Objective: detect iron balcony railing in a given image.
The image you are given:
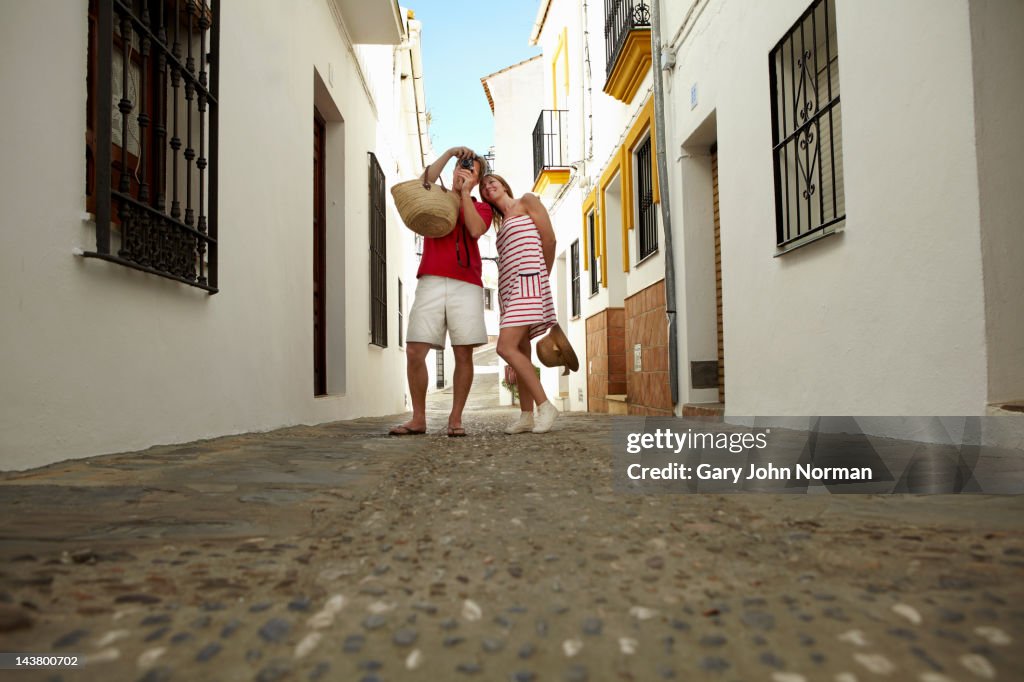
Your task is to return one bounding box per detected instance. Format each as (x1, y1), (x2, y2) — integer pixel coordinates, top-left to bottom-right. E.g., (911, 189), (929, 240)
(604, 0), (650, 79)
(532, 109), (569, 182)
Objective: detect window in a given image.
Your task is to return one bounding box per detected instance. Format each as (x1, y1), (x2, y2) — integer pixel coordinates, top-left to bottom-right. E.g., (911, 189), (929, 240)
(483, 287), (494, 310)
(85, 0), (219, 291)
(588, 210), (599, 295)
(770, 0), (845, 251)
(369, 152), (387, 347)
(435, 350), (445, 389)
(635, 135), (657, 260)
(570, 240), (581, 317)
(398, 278), (404, 347)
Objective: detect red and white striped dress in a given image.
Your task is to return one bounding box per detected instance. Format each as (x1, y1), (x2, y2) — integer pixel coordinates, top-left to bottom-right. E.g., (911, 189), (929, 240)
(496, 214), (556, 339)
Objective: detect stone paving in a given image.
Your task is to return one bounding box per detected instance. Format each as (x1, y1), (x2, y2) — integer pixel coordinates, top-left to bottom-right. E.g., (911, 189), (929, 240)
(1, 354), (1023, 681)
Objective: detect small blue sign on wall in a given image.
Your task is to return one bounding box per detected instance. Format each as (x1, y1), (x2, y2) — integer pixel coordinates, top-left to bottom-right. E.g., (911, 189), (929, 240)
(690, 83), (698, 110)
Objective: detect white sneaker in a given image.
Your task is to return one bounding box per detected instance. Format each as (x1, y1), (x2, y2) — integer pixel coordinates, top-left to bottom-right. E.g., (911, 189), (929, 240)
(504, 412), (535, 434)
(532, 401), (559, 433)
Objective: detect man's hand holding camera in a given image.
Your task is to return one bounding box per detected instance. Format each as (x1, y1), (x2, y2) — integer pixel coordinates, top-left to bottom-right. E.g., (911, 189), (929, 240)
(455, 166), (478, 197)
(448, 146), (475, 163)
(448, 146), (479, 195)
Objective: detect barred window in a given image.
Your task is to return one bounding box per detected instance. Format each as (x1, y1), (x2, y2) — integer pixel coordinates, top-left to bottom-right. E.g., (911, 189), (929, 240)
(368, 152), (387, 347)
(435, 350), (445, 389)
(85, 0), (219, 291)
(635, 135), (657, 260)
(570, 240), (581, 317)
(770, 0), (845, 251)
(483, 287), (494, 311)
(587, 210), (599, 295)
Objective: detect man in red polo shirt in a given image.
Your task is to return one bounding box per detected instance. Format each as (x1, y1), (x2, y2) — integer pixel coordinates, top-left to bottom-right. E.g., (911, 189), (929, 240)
(390, 146), (493, 437)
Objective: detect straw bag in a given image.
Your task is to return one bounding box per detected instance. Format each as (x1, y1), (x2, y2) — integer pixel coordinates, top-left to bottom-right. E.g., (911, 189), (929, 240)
(390, 168), (460, 238)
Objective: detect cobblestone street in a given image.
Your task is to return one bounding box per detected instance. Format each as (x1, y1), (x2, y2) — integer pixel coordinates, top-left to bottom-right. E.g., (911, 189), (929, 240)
(1, 352), (1022, 681)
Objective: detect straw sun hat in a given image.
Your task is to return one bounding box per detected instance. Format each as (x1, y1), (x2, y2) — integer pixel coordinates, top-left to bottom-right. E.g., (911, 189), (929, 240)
(536, 324), (579, 375)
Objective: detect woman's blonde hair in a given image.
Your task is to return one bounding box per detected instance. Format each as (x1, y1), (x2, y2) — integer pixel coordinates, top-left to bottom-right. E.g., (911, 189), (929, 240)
(481, 174), (515, 228)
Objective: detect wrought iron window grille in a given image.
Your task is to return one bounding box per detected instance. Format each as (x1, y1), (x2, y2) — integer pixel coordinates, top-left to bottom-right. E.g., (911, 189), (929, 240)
(587, 211), (600, 296)
(570, 240), (581, 318)
(769, 0), (845, 252)
(369, 152), (388, 348)
(85, 0), (220, 292)
(604, 0), (650, 79)
(635, 135), (658, 261)
(532, 110), (569, 182)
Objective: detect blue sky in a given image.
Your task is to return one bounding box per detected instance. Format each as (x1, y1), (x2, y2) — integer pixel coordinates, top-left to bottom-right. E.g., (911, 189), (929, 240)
(407, 0), (541, 162)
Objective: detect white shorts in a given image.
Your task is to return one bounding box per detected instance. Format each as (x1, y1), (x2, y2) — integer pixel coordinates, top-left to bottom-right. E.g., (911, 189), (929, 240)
(407, 275), (488, 349)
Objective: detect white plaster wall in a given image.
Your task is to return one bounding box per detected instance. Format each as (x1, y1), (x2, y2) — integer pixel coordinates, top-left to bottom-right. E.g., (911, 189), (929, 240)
(485, 58), (544, 197)
(660, 0), (990, 416)
(0, 0), (419, 469)
(543, 184), (589, 411)
(969, 0), (1024, 404)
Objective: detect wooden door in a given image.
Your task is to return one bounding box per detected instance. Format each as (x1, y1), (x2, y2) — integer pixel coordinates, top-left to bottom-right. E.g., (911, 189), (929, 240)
(313, 110), (327, 395)
(711, 143), (724, 404)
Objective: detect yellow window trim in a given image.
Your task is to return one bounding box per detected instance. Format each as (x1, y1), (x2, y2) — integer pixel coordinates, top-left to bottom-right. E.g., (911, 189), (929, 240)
(586, 97), (663, 280)
(625, 96), (660, 209)
(581, 188), (597, 271)
(551, 27), (569, 108)
(598, 153), (623, 287)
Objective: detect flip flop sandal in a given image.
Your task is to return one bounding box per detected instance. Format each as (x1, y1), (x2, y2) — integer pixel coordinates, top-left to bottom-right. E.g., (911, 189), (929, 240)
(389, 425), (427, 436)
(447, 426), (467, 438)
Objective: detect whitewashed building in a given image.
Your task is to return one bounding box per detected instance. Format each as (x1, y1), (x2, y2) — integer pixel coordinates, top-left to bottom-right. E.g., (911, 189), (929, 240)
(489, 0), (1022, 424)
(0, 0), (433, 470)
(659, 0), (1024, 417)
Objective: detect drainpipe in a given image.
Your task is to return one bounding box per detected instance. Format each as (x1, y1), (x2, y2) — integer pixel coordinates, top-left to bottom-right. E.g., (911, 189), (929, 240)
(650, 0), (680, 407)
(408, 17), (429, 168)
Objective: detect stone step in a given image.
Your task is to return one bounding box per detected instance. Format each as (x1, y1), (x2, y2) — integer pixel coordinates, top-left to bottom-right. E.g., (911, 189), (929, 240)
(682, 402), (725, 417)
(606, 394), (628, 415)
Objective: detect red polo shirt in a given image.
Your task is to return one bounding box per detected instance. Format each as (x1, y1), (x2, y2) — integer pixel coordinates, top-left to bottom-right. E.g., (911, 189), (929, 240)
(417, 198), (493, 287)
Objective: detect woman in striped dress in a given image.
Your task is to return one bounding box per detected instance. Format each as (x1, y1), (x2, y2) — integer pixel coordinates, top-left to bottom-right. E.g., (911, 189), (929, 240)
(481, 174), (560, 434)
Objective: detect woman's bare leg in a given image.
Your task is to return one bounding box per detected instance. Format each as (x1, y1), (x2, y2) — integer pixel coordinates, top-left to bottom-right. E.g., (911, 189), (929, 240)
(517, 335), (535, 413)
(497, 326), (549, 409)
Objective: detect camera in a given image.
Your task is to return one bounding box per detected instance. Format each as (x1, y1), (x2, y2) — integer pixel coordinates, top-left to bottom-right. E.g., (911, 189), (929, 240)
(459, 157), (475, 169)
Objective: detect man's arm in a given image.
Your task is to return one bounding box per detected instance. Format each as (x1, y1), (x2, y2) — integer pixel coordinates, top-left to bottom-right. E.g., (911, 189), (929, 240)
(523, 194), (556, 273)
(458, 174), (490, 238)
(424, 146), (474, 184)
(461, 194), (490, 238)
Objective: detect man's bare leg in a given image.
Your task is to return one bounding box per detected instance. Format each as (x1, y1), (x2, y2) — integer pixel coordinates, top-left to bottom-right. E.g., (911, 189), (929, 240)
(448, 345), (476, 433)
(393, 342), (431, 433)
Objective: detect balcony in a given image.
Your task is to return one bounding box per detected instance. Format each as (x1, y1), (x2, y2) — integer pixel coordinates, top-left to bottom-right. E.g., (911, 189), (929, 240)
(532, 110), (570, 195)
(332, 0), (403, 44)
(603, 0), (652, 104)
